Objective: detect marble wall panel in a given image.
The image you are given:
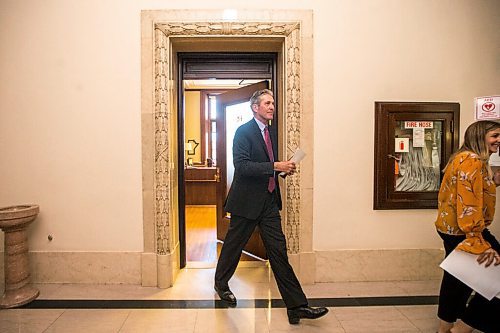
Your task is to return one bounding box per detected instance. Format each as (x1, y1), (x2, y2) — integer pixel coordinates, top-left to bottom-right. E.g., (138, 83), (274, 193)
(29, 252), (141, 284)
(316, 249), (444, 282)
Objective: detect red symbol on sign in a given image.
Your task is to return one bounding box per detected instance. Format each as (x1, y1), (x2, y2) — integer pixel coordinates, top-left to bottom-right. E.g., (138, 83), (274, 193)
(482, 102), (495, 112)
(400, 141), (404, 150)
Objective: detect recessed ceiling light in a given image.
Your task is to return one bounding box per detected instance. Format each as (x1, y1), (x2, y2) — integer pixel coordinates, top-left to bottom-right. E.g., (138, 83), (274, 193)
(223, 9), (238, 21)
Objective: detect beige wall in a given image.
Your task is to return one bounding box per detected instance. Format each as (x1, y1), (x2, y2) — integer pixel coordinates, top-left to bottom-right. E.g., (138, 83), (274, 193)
(1, 0), (499, 257)
(312, 0), (500, 250)
(184, 91), (202, 164)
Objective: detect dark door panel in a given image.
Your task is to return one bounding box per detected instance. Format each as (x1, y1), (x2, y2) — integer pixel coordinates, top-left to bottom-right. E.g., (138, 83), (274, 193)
(216, 81), (269, 260)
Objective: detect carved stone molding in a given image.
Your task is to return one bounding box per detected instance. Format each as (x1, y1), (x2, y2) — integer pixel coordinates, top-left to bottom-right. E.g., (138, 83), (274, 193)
(156, 22), (299, 37)
(284, 27), (301, 254)
(154, 29), (170, 255)
(153, 21), (303, 255)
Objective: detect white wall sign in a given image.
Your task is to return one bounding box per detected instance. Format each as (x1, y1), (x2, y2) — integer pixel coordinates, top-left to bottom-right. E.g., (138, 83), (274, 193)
(395, 138), (409, 153)
(475, 96), (500, 120)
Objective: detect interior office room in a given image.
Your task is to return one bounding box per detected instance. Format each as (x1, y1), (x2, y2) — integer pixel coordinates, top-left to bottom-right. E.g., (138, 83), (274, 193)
(0, 0), (499, 332)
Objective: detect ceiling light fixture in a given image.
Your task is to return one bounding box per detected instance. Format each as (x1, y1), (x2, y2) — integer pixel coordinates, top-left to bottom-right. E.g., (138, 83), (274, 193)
(222, 9), (238, 21)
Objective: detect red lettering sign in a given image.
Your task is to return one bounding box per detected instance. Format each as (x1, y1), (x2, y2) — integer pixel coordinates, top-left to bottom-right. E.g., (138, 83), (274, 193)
(405, 121), (433, 129)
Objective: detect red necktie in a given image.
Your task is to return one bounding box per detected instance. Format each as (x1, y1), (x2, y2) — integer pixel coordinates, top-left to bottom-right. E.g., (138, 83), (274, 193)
(264, 126), (276, 193)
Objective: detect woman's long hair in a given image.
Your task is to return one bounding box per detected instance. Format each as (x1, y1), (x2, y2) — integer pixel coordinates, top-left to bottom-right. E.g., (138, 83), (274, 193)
(446, 120), (500, 173)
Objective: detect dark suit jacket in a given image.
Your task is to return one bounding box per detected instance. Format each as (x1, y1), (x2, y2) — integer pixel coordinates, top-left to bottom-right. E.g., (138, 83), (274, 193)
(224, 118), (282, 220)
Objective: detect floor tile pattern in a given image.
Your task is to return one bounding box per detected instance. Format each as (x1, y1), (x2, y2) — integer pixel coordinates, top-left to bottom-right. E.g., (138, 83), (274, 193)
(0, 266), (479, 332)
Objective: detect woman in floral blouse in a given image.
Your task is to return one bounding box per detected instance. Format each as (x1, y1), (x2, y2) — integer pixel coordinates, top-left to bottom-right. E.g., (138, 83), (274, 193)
(435, 120), (500, 333)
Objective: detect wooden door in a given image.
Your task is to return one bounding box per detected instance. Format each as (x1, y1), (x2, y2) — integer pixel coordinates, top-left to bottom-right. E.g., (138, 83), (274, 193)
(215, 81), (269, 259)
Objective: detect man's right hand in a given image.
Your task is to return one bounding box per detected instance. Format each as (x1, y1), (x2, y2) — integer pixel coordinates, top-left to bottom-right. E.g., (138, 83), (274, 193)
(274, 161), (296, 175)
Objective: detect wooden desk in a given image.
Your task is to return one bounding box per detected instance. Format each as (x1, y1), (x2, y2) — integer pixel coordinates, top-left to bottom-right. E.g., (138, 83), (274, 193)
(185, 167), (218, 205)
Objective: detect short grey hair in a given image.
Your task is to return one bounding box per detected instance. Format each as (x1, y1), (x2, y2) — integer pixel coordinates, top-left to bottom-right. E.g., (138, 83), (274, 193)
(250, 89), (273, 108)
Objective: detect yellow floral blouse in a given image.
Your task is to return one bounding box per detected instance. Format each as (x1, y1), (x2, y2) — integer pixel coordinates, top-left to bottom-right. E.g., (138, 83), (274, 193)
(435, 151), (495, 254)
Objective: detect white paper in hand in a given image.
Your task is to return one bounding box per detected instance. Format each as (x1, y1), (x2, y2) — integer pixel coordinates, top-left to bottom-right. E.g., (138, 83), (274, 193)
(279, 148), (306, 177)
(440, 249), (500, 300)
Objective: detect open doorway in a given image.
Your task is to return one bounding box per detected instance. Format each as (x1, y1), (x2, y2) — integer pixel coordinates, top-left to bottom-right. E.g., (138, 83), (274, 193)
(178, 53), (278, 268)
(141, 15), (313, 287)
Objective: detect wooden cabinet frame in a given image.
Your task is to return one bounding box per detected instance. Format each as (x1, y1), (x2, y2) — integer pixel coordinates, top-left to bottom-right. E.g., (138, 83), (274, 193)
(374, 102), (460, 210)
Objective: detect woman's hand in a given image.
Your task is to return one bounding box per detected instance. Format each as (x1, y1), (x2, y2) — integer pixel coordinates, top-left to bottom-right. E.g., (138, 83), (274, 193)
(477, 248), (500, 267)
(493, 169), (500, 186)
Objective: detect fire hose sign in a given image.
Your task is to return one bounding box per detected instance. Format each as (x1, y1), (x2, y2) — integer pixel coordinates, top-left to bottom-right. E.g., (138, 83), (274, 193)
(475, 96), (500, 120)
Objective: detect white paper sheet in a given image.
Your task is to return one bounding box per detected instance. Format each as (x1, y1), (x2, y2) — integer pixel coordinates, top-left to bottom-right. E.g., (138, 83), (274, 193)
(412, 128), (425, 147)
(279, 148), (306, 177)
(440, 249), (500, 300)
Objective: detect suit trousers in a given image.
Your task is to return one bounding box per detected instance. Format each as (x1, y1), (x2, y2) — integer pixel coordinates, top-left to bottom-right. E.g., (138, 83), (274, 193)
(437, 229), (500, 324)
(215, 192), (307, 309)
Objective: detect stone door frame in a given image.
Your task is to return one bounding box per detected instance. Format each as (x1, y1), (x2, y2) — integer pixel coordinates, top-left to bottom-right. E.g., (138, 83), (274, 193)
(141, 9), (314, 287)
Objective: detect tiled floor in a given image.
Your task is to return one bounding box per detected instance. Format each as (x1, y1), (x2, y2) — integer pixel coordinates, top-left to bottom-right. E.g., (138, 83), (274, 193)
(0, 264), (461, 333)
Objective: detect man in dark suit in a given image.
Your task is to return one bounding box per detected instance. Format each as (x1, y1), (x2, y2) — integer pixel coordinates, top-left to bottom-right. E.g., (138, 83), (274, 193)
(214, 89), (328, 324)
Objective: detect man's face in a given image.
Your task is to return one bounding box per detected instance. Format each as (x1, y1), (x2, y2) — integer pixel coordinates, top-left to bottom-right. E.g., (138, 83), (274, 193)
(252, 93), (275, 124)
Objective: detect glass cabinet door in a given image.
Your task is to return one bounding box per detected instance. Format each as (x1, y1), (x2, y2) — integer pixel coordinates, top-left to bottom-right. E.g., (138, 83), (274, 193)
(393, 120), (442, 192)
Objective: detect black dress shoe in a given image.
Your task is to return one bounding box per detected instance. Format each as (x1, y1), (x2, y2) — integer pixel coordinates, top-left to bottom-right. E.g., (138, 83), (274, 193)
(214, 285), (237, 305)
(287, 306), (329, 324)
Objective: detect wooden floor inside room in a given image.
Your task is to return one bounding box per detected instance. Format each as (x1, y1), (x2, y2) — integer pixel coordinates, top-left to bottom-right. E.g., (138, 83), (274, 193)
(186, 205), (218, 263)
(185, 205), (260, 264)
